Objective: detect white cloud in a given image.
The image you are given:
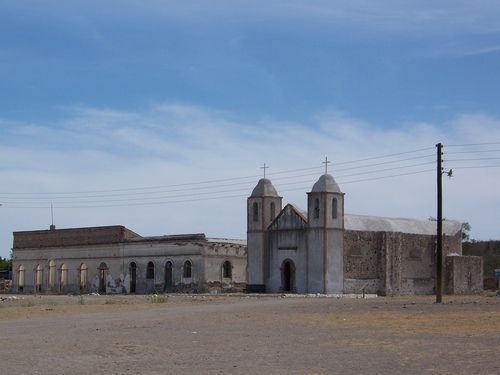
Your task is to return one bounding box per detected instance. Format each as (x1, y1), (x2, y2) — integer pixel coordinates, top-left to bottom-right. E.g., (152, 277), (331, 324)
(1, 103), (499, 258)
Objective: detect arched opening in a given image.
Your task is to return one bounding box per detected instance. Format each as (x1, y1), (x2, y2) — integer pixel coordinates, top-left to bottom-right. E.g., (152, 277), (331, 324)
(314, 198), (320, 219)
(60, 264), (68, 293)
(48, 260), (56, 291)
(98, 262), (108, 294)
(129, 262), (137, 293)
(252, 202), (259, 222)
(183, 260), (192, 279)
(281, 259), (295, 293)
(79, 263), (88, 292)
(270, 202), (276, 221)
(332, 198), (338, 219)
(17, 265), (25, 292)
(164, 261), (173, 291)
(222, 261), (232, 279)
(35, 264), (43, 293)
(146, 261), (155, 280)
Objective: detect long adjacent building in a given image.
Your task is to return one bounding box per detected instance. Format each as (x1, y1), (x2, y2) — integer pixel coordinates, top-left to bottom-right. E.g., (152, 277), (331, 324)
(12, 226), (246, 294)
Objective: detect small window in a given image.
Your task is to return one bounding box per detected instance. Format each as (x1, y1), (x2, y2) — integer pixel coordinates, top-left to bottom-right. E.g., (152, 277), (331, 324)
(270, 202), (275, 221)
(314, 198), (320, 219)
(183, 260), (192, 278)
(146, 261), (155, 279)
(332, 198), (338, 219)
(253, 202), (259, 222)
(222, 261), (232, 278)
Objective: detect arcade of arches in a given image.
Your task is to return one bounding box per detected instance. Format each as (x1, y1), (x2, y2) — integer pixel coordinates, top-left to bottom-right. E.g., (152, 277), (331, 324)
(12, 228), (246, 294)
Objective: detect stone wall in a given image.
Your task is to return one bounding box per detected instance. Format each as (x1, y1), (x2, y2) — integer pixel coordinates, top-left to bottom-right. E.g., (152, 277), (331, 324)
(445, 255), (483, 294)
(343, 230), (463, 296)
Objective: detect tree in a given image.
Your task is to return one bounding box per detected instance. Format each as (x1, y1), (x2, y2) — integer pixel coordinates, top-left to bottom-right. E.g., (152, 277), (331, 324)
(461, 222), (471, 242)
(0, 252), (12, 272)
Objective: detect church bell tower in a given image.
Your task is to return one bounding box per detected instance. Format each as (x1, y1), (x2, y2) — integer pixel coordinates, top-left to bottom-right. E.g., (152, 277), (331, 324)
(247, 177), (282, 292)
(307, 170), (345, 294)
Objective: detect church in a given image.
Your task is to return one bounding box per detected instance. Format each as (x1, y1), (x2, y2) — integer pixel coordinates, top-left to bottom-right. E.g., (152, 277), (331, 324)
(11, 172), (482, 296)
(246, 173), (483, 295)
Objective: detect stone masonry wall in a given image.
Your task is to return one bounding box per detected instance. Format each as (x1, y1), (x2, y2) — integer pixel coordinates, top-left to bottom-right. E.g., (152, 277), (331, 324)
(445, 255), (483, 294)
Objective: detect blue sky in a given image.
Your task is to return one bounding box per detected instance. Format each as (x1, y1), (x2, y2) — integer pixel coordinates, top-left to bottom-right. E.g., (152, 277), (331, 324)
(1, 1), (500, 258)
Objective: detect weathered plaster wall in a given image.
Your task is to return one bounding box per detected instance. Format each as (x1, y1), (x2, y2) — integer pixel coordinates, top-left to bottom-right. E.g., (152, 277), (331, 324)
(267, 229), (308, 293)
(203, 242), (247, 292)
(445, 255), (483, 294)
(12, 236), (247, 294)
(343, 230), (463, 296)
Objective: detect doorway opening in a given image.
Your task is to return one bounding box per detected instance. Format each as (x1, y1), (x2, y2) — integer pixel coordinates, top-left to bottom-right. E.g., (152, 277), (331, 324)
(129, 262), (137, 293)
(165, 261), (173, 291)
(281, 259), (295, 293)
(98, 262), (108, 294)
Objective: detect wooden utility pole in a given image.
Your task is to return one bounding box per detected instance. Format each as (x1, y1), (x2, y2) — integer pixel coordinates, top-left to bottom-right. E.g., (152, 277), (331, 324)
(436, 143), (443, 303)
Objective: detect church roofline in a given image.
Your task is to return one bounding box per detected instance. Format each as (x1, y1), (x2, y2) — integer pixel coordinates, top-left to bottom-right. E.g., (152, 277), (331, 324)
(125, 233), (207, 243)
(344, 213), (461, 236)
(267, 203), (308, 230)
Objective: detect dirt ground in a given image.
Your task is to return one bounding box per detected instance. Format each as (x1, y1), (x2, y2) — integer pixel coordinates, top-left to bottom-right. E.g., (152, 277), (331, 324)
(1, 293), (499, 375)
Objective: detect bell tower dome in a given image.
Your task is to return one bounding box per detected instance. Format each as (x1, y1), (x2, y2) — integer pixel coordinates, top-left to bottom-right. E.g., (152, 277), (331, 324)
(307, 172), (344, 293)
(247, 178), (282, 292)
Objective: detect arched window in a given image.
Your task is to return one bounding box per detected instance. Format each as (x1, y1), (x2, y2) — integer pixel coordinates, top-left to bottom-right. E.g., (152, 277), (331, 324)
(48, 260), (56, 291)
(18, 265), (25, 292)
(79, 263), (88, 292)
(146, 261), (155, 279)
(332, 198), (338, 219)
(222, 261), (232, 278)
(183, 260), (192, 278)
(60, 263), (68, 292)
(35, 264), (43, 292)
(314, 198), (320, 219)
(270, 202), (276, 221)
(252, 202), (259, 222)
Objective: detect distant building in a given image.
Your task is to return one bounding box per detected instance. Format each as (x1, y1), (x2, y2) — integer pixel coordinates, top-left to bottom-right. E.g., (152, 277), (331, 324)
(11, 226), (246, 294)
(247, 174), (483, 295)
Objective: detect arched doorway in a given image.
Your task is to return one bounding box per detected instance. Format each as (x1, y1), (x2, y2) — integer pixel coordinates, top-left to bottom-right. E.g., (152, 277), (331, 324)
(17, 265), (25, 292)
(129, 262), (137, 293)
(98, 262), (108, 294)
(164, 261), (173, 291)
(48, 260), (56, 292)
(79, 264), (88, 292)
(60, 264), (68, 293)
(281, 259), (295, 293)
(35, 264), (43, 293)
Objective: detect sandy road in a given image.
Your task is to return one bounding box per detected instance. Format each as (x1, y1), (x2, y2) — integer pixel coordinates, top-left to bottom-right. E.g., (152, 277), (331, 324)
(0, 294), (499, 374)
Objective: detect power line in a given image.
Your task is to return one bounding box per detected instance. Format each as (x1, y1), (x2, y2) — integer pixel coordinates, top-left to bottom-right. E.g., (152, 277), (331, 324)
(445, 164), (500, 169)
(0, 161), (436, 204)
(445, 142), (500, 147)
(444, 157), (500, 162)
(445, 149), (500, 155)
(0, 156), (434, 200)
(0, 146), (434, 196)
(0, 168), (435, 209)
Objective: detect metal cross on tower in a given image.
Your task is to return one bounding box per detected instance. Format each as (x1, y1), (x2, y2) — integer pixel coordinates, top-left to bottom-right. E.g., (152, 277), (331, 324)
(260, 163), (269, 178)
(322, 156), (331, 174)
